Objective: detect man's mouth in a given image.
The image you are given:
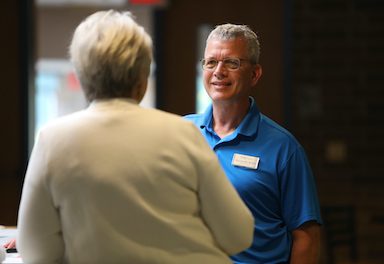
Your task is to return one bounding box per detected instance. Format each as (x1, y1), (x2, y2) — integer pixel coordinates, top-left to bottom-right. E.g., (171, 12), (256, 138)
(211, 81), (231, 88)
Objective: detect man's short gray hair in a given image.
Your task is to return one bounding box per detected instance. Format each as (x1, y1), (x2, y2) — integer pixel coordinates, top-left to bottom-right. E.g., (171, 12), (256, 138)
(207, 24), (260, 64)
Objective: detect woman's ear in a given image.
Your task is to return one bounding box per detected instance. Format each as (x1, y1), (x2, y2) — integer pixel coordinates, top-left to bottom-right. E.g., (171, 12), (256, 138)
(132, 78), (148, 103)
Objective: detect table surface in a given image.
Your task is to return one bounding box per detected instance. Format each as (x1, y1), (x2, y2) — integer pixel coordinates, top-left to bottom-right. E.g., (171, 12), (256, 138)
(0, 226), (22, 264)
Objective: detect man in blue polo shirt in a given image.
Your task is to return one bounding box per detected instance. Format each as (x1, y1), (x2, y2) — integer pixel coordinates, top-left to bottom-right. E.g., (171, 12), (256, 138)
(185, 23), (322, 263)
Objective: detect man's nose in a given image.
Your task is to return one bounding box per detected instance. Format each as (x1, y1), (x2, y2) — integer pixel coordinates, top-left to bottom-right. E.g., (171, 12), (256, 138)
(213, 61), (227, 77)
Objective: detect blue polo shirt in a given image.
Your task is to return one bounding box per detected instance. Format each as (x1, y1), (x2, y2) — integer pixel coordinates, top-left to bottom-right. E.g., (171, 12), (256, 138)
(184, 97), (322, 263)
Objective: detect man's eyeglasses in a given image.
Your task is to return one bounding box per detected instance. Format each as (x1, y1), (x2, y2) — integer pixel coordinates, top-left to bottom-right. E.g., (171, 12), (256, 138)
(201, 57), (250, 71)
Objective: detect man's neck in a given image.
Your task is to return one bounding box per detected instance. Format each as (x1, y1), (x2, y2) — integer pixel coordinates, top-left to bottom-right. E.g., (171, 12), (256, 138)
(212, 98), (250, 138)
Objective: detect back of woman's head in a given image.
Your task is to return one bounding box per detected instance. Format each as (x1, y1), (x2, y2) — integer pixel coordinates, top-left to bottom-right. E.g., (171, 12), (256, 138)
(69, 10), (152, 102)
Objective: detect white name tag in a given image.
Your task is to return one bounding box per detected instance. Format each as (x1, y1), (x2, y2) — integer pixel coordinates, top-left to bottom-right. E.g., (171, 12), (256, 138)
(232, 153), (260, 169)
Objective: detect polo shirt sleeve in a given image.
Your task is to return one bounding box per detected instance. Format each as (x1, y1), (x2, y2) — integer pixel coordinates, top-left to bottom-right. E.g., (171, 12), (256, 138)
(279, 145), (322, 231)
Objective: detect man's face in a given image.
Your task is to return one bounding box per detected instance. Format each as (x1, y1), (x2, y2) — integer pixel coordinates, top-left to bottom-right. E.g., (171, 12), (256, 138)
(203, 37), (262, 103)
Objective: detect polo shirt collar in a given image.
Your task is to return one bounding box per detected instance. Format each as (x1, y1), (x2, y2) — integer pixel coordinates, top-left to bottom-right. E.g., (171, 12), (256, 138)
(199, 96), (261, 138)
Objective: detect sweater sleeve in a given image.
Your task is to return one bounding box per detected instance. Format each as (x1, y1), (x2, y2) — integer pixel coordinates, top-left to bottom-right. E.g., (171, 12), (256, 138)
(189, 124), (254, 255)
(17, 130), (65, 264)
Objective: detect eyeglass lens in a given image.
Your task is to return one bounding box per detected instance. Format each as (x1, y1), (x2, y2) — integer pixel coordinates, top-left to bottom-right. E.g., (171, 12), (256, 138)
(202, 58), (241, 70)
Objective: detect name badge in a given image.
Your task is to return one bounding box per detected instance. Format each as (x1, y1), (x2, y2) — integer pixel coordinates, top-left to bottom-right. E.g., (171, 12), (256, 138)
(232, 153), (260, 169)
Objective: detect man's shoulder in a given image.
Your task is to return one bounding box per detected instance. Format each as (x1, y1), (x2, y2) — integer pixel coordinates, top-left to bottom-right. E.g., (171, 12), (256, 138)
(259, 114), (300, 146)
(183, 113), (204, 125)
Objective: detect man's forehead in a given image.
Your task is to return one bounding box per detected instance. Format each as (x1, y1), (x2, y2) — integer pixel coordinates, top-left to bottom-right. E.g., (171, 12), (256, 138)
(205, 38), (248, 55)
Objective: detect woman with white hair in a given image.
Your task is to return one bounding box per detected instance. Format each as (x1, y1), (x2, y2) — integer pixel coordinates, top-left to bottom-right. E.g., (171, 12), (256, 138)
(16, 10), (253, 264)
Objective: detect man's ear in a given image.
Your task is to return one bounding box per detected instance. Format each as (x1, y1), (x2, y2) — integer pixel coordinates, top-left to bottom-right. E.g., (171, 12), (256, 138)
(251, 64), (262, 87)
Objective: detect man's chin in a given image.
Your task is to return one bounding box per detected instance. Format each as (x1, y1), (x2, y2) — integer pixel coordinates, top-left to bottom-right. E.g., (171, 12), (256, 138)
(210, 93), (233, 102)
(208, 89), (232, 99)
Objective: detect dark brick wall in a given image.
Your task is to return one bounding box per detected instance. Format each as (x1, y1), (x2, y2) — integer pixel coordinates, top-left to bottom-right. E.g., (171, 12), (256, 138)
(0, 0), (33, 226)
(291, 0), (384, 262)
